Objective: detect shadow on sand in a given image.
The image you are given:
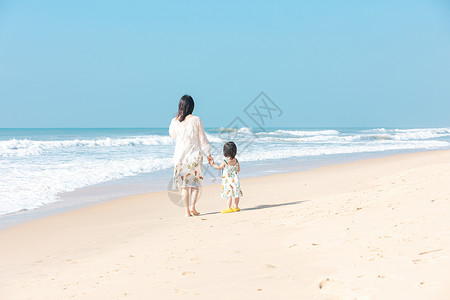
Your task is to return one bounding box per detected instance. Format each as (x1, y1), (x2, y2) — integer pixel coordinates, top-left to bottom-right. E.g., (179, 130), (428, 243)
(201, 200), (308, 216)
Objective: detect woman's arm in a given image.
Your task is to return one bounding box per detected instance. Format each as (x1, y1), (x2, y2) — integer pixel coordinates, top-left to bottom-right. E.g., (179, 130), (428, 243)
(197, 117), (214, 164)
(169, 118), (176, 139)
(197, 117), (211, 156)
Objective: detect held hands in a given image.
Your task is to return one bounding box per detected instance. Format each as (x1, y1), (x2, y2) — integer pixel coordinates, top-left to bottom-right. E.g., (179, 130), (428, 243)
(207, 155), (214, 166)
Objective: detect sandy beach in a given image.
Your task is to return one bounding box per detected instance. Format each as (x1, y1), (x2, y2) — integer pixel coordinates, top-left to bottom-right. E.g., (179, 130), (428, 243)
(1, 149), (450, 299)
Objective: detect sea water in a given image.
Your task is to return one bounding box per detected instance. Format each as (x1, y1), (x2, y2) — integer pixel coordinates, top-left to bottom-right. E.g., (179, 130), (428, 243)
(1, 127), (449, 220)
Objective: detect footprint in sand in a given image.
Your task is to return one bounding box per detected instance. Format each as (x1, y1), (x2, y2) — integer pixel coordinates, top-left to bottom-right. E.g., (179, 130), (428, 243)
(174, 289), (188, 295)
(318, 278), (330, 289)
(181, 271), (196, 275)
(265, 264), (277, 269)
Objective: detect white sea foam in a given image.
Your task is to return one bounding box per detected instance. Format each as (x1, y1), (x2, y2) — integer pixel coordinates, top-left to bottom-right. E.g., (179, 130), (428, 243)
(0, 135), (174, 157)
(0, 157), (173, 215)
(205, 134), (224, 143)
(239, 140), (450, 162)
(362, 128), (388, 133)
(262, 129), (340, 136)
(392, 128), (450, 140)
(218, 127), (253, 134)
(237, 127), (253, 134)
(256, 135), (358, 143)
(361, 128), (450, 140)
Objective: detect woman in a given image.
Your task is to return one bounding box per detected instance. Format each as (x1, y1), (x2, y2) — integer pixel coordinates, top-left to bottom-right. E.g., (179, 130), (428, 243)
(169, 95), (214, 217)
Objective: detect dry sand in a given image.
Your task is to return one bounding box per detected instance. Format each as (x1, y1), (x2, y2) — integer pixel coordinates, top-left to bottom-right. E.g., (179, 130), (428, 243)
(1, 150), (450, 299)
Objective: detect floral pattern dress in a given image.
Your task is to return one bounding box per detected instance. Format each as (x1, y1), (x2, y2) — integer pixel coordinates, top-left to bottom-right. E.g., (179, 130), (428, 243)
(221, 159), (243, 199)
(169, 115), (211, 189)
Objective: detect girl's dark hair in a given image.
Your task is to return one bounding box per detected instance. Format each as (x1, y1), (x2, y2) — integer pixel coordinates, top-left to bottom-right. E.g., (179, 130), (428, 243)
(177, 95), (195, 122)
(223, 141), (237, 159)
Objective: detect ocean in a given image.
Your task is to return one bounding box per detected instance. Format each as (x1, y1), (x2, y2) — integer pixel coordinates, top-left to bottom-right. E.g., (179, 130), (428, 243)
(1, 127), (450, 224)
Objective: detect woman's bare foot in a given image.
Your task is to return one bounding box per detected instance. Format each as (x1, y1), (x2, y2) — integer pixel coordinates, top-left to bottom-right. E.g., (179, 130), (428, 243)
(185, 213), (192, 217)
(190, 209), (200, 216)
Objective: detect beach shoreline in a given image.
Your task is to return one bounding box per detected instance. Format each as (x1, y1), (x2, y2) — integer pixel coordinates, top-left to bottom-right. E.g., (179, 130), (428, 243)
(2, 127), (449, 221)
(1, 149), (450, 299)
(1, 148), (444, 231)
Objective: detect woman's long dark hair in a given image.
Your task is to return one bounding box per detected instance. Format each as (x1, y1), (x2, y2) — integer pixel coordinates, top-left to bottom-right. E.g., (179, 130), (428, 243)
(177, 95), (195, 122)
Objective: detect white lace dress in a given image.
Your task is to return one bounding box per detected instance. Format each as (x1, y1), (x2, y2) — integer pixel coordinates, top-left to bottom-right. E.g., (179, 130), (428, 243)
(169, 115), (211, 189)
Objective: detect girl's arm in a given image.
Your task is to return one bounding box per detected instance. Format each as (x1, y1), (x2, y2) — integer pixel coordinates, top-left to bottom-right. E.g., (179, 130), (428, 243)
(212, 162), (226, 170)
(237, 161), (240, 173)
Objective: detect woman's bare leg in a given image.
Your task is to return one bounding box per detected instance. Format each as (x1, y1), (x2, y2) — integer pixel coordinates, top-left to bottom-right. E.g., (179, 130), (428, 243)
(190, 187), (200, 215)
(181, 188), (191, 217)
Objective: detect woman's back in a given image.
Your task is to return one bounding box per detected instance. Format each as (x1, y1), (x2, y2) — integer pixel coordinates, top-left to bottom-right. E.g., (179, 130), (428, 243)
(172, 116), (198, 143)
(169, 115), (210, 165)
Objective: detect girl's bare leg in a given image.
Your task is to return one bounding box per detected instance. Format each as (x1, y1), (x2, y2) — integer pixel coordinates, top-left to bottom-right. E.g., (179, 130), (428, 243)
(233, 197), (240, 209)
(190, 187), (200, 215)
(181, 188), (191, 217)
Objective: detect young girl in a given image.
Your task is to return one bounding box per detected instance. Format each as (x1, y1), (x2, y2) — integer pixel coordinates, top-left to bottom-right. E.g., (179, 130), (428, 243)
(211, 141), (243, 213)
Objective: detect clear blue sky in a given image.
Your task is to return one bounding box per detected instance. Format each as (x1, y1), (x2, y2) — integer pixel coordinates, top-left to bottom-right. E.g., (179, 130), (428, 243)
(1, 0), (449, 128)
